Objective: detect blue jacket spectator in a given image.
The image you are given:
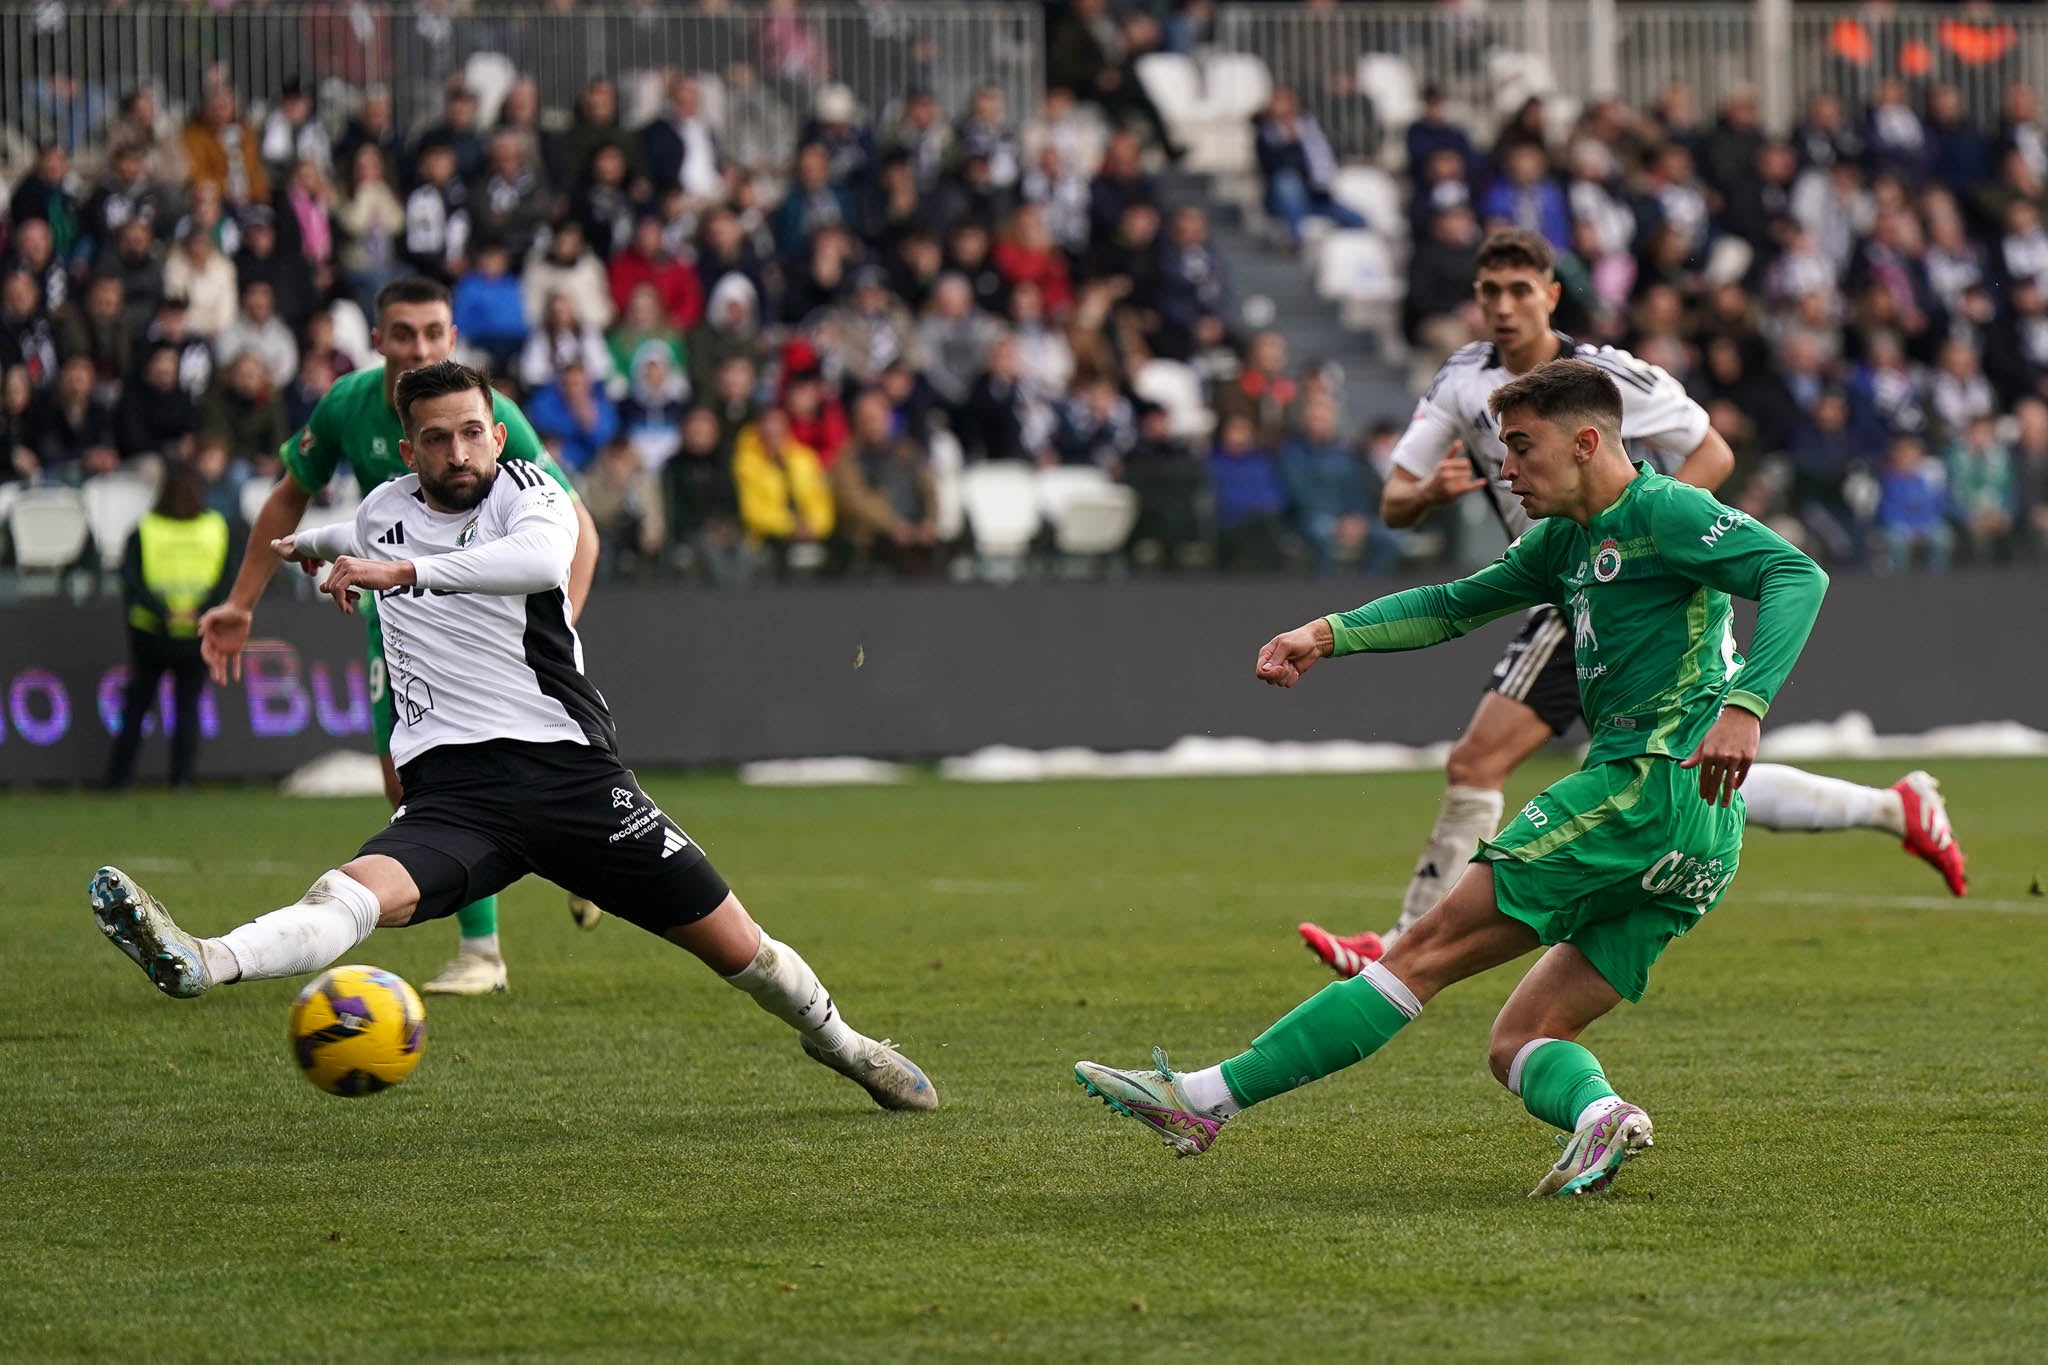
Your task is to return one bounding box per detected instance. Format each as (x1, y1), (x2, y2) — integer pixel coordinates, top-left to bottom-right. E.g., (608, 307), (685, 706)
(1873, 433), (1953, 570)
(1208, 413), (1288, 570)
(1279, 400), (1372, 576)
(774, 143), (856, 252)
(1481, 145), (1571, 251)
(1927, 85), (1991, 199)
(1404, 87), (1478, 191)
(1156, 206), (1233, 360)
(1255, 88), (1365, 248)
(451, 243), (531, 370)
(527, 361), (618, 472)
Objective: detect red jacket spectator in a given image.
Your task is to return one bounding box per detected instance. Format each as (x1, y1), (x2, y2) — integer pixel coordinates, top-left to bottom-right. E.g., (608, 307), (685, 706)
(607, 219), (703, 329)
(991, 203), (1073, 317)
(779, 343), (850, 468)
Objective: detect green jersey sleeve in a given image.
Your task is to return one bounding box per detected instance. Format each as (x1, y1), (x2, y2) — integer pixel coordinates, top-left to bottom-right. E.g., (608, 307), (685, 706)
(1326, 524), (1558, 656)
(493, 391), (577, 496)
(279, 388), (347, 493)
(1651, 486), (1828, 719)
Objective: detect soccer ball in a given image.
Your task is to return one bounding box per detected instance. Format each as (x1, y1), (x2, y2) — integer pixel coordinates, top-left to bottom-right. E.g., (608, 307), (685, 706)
(287, 965), (427, 1096)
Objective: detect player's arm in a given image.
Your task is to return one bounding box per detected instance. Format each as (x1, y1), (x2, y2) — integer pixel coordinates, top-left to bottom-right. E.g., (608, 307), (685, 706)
(1605, 346), (1734, 493)
(398, 478), (578, 598)
(199, 404), (341, 681)
(1656, 488), (1829, 804)
(1255, 527), (1556, 687)
(1380, 396), (1485, 528)
(1668, 427), (1734, 493)
(498, 394), (598, 621)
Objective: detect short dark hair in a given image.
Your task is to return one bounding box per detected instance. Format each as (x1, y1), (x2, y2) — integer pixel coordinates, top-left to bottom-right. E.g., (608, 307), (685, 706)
(1486, 358), (1623, 441)
(374, 276), (452, 323)
(1473, 227), (1556, 279)
(393, 359), (494, 437)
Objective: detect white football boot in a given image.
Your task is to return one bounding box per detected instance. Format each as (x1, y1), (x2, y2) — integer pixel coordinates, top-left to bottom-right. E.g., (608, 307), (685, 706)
(801, 1034), (939, 1110)
(423, 951), (508, 996)
(90, 865), (215, 998)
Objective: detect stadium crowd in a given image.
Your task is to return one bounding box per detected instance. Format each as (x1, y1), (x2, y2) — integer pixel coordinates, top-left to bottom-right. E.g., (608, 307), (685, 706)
(2, 1), (2047, 582)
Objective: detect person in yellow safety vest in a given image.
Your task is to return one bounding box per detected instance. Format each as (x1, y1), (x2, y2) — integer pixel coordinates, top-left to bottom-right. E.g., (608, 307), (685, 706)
(104, 460), (240, 788)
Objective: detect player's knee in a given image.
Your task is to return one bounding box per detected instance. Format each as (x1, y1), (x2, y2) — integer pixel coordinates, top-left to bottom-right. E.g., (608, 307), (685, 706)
(1486, 1027), (1530, 1088)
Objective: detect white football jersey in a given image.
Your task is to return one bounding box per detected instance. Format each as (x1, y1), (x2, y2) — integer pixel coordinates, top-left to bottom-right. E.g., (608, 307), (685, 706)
(304, 462), (611, 768)
(1391, 334), (1712, 539)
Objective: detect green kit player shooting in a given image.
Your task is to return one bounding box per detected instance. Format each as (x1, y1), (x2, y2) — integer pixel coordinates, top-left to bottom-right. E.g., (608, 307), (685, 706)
(198, 278), (601, 996)
(1074, 358), (1829, 1197)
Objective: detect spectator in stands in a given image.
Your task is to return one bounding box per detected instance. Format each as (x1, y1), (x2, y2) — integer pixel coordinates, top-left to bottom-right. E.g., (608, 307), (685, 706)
(1931, 336), (1996, 441)
(1406, 85), (1477, 194)
(580, 434), (665, 581)
(104, 460), (234, 791)
(202, 351), (288, 467)
(577, 144), (641, 262)
(945, 219), (1009, 317)
(413, 85), (487, 185)
(620, 340), (690, 473)
(336, 145), (407, 311)
(119, 344), (199, 461)
(694, 205), (766, 305)
(1156, 205), (1232, 361)
(1087, 131), (1158, 246)
(957, 333), (1036, 463)
(2, 365), (38, 482)
(145, 297), (212, 401)
(1927, 84), (1991, 199)
(826, 265), (918, 390)
(1213, 329), (1298, 450)
(7, 218), (69, 316)
(528, 359), (618, 473)
(1639, 141), (1712, 261)
(1055, 372), (1136, 472)
(190, 433), (242, 524)
(801, 84), (877, 191)
(233, 207), (315, 334)
(9, 144), (80, 260)
(1256, 86), (1364, 249)
(1120, 399), (1203, 566)
(33, 354), (119, 482)
(832, 387), (938, 573)
(213, 281), (297, 389)
(402, 142), (471, 284)
(1280, 394), (1371, 578)
(1851, 329), (1929, 441)
(1863, 78), (1931, 187)
(776, 143), (856, 254)
(301, 310), (353, 381)
(554, 78), (645, 193)
(887, 89), (953, 195)
(956, 86), (1023, 193)
(0, 269), (61, 392)
(108, 88), (188, 190)
(992, 203), (1073, 318)
(859, 152), (927, 256)
(642, 76), (724, 208)
(689, 274), (766, 403)
(609, 283), (688, 393)
(1699, 87), (1765, 201)
(1480, 143), (1570, 252)
(1946, 413), (2018, 563)
(471, 131), (556, 263)
(734, 406), (834, 568)
(1789, 387), (1866, 565)
(519, 291), (613, 393)
(259, 79), (330, 184)
(78, 143), (164, 265)
(101, 219), (165, 336)
(61, 275), (133, 392)
(285, 350), (336, 431)
(334, 87), (401, 185)
(917, 274), (1001, 422)
(1008, 280), (1075, 403)
(781, 222), (857, 325)
(779, 356), (849, 468)
(162, 229), (237, 339)
(278, 157), (336, 272)
(609, 215), (702, 331)
(1022, 143), (1092, 257)
(452, 241), (530, 373)
(183, 86), (268, 210)
(1047, 0), (1181, 159)
(1871, 432), (1951, 572)
(522, 220), (613, 331)
(2014, 397), (2048, 554)
(1208, 411), (1287, 571)
(665, 406), (748, 584)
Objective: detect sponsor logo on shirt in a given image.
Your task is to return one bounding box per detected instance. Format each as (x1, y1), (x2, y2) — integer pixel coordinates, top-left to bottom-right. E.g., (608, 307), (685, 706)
(611, 787), (636, 809)
(1699, 510), (1750, 548)
(1569, 590), (1598, 651)
(1641, 850), (1738, 906)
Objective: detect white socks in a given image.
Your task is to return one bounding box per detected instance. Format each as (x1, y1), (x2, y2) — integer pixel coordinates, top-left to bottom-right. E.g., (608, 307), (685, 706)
(1179, 1065), (1240, 1120)
(208, 871), (382, 984)
(1576, 1094), (1628, 1131)
(459, 932), (502, 961)
(1390, 785), (1505, 939)
(724, 932), (858, 1058)
(1741, 763), (1902, 834)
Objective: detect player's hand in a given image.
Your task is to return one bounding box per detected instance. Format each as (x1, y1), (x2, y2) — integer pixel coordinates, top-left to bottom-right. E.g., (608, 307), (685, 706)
(1421, 442), (1487, 506)
(1255, 619), (1335, 688)
(1681, 706), (1762, 807)
(321, 557), (412, 616)
(270, 535), (325, 577)
(198, 603), (252, 684)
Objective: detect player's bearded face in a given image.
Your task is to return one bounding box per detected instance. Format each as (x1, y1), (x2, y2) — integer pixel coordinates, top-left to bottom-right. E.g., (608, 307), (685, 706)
(404, 390), (503, 512)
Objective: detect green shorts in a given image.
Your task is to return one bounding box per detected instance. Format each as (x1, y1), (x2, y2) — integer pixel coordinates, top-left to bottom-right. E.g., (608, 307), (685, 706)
(1478, 755), (1744, 1003)
(363, 592), (394, 759)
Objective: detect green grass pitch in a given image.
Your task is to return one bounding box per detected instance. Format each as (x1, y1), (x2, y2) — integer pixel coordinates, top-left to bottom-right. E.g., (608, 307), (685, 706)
(3, 758), (2045, 1362)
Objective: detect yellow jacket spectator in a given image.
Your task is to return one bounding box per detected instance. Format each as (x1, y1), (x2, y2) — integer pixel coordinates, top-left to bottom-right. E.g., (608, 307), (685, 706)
(734, 408), (835, 547)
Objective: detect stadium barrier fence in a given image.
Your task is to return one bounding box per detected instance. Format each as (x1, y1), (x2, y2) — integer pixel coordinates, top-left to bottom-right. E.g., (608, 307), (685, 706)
(2, 570), (2040, 783)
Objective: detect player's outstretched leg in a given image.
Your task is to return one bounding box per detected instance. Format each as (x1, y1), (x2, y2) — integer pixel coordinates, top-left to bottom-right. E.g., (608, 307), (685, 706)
(426, 895), (508, 996)
(1079, 866), (1533, 1157)
(1739, 764), (1966, 895)
(675, 897), (938, 1112)
(92, 865), (388, 998)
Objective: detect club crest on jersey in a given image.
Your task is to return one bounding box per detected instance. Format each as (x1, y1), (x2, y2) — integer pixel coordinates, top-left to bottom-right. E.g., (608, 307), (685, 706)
(1592, 538), (1622, 583)
(458, 517), (479, 547)
(371, 437), (389, 456)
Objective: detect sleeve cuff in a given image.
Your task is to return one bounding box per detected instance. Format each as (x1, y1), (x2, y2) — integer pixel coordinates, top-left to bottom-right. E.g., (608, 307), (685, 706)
(409, 557), (439, 591)
(1324, 613), (1356, 657)
(1723, 689), (1770, 720)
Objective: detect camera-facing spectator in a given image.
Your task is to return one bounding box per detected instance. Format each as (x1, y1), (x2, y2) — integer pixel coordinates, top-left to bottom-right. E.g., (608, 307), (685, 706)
(452, 241), (532, 373)
(1946, 413), (2019, 563)
(664, 405), (748, 584)
(201, 350), (288, 466)
(183, 86), (268, 208)
(1208, 410), (1288, 571)
(527, 358), (618, 472)
(832, 387), (939, 573)
(119, 344), (200, 461)
(522, 220), (613, 331)
(580, 434), (666, 580)
(734, 405), (834, 565)
(214, 280), (298, 389)
(34, 354), (121, 482)
(1872, 433), (1952, 572)
(336, 144), (407, 309)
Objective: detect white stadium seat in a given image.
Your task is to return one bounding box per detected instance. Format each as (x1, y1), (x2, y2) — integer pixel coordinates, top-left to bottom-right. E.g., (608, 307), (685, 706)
(928, 427), (966, 542)
(1134, 52), (1203, 129)
(8, 487), (91, 587)
(1355, 54), (1422, 163)
(959, 461), (1041, 579)
(239, 476), (273, 531)
(1329, 166), (1406, 240)
(1132, 359), (1215, 442)
(329, 300), (375, 370)
(81, 469), (160, 569)
(463, 52), (519, 127)
(1037, 468), (1139, 559)
(1314, 230), (1404, 351)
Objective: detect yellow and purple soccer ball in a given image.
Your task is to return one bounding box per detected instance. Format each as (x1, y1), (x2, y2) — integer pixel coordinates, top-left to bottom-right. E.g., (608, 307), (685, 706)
(287, 965), (427, 1096)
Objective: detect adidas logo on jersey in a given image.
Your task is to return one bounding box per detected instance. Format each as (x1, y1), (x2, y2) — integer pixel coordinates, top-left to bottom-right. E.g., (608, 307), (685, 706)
(661, 826), (689, 859)
(374, 521), (407, 546)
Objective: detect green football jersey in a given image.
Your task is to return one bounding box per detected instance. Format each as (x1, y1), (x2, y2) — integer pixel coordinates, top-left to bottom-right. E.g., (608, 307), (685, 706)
(278, 365), (572, 497)
(1327, 464), (1829, 765)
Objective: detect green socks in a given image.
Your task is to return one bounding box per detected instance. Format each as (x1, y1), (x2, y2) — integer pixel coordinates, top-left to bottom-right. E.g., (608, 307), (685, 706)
(1514, 1039), (1618, 1132)
(454, 895), (499, 941)
(1218, 964), (1422, 1108)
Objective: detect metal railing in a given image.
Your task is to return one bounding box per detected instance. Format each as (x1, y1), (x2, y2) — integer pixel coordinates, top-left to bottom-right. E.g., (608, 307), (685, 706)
(0, 3), (1042, 171)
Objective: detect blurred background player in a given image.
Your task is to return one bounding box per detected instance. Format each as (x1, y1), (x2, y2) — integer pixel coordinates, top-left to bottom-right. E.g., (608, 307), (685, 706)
(1301, 230), (1965, 978)
(197, 277), (603, 996)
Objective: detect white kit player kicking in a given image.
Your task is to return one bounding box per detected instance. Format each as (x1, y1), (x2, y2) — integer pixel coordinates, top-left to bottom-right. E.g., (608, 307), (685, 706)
(90, 361), (938, 1112)
(1300, 229), (1966, 977)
